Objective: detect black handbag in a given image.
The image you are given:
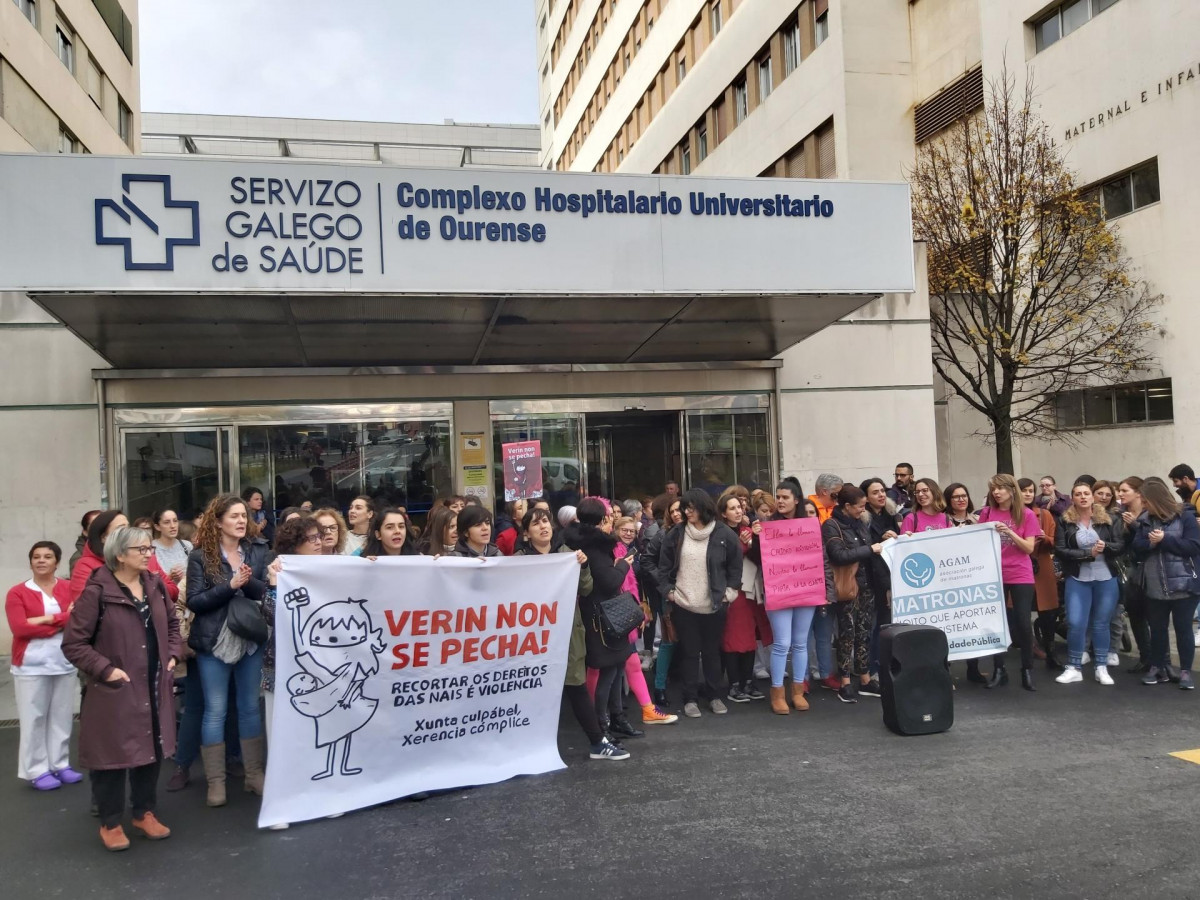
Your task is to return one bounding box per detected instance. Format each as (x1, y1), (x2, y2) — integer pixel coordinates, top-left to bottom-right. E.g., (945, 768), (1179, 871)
(595, 591), (644, 645)
(226, 593), (269, 644)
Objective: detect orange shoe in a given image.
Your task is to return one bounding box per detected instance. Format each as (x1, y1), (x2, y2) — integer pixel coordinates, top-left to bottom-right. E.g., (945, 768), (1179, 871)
(790, 681), (810, 711)
(641, 704), (679, 725)
(100, 825), (130, 852)
(769, 686), (790, 715)
(131, 811), (171, 840)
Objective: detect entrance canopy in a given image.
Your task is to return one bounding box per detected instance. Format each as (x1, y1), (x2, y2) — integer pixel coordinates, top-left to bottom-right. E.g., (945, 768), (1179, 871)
(0, 154), (914, 368)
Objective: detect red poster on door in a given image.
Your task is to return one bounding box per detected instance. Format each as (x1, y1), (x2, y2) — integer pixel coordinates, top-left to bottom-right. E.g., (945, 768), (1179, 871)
(759, 517), (826, 610)
(501, 440), (543, 501)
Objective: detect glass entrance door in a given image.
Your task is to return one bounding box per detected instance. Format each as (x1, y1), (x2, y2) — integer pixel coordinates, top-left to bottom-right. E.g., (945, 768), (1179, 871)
(123, 428), (231, 521)
(685, 411), (772, 495)
(492, 415), (584, 512)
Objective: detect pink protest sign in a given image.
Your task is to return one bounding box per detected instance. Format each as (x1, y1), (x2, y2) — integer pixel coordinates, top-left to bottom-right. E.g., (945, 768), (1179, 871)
(759, 517), (826, 610)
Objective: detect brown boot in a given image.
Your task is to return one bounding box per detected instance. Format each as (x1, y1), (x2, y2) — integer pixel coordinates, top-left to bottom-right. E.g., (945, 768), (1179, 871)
(769, 686), (790, 715)
(200, 743), (227, 807)
(240, 735), (265, 796)
(99, 825), (130, 852)
(131, 811), (171, 840)
(791, 681), (810, 711)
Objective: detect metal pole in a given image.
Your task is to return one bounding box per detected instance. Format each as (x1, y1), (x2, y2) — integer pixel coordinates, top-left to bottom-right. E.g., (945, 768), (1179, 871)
(95, 377), (109, 509)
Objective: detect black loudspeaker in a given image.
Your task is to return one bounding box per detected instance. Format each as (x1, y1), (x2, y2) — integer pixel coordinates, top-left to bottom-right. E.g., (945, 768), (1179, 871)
(879, 624), (953, 735)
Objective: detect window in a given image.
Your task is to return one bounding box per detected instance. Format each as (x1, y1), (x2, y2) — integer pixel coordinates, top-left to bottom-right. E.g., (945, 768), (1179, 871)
(1034, 0), (1121, 53)
(734, 79), (749, 124)
(713, 98), (727, 143)
(677, 56), (686, 82)
(13, 0), (36, 27)
(815, 0), (830, 45)
(697, 123), (708, 162)
(680, 143), (691, 175)
(1083, 159), (1159, 219)
(1054, 378), (1173, 429)
(783, 20), (801, 76)
(118, 99), (132, 146)
(86, 56), (103, 109)
(709, 1), (722, 37)
(56, 22), (75, 74)
(58, 124), (80, 154)
(817, 120), (836, 178)
(758, 55), (773, 103)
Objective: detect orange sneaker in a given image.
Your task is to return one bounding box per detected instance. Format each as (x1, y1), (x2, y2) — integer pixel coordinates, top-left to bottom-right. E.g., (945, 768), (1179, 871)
(100, 825), (130, 852)
(131, 812), (171, 840)
(641, 704), (679, 725)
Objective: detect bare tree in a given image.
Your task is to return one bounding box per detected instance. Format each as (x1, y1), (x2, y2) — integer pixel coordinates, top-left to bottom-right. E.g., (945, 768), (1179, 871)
(910, 69), (1160, 474)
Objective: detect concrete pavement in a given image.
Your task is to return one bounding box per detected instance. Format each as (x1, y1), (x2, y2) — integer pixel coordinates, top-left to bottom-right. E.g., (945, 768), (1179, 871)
(2, 658), (1199, 899)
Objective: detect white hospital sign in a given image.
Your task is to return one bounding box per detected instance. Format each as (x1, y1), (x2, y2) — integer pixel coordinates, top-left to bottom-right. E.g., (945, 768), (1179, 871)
(0, 154), (914, 295)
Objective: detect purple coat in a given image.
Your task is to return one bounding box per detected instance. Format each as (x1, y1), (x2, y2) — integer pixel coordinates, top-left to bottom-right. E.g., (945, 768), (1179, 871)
(63, 565), (181, 771)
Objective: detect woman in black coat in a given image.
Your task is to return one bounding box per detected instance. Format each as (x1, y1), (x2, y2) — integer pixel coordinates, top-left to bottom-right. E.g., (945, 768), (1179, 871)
(561, 499), (638, 739)
(822, 485), (884, 703)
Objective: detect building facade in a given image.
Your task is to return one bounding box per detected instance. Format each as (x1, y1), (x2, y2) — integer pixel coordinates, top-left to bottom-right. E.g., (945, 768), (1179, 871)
(0, 0), (139, 649)
(536, 0), (940, 496)
(537, 0), (1197, 492)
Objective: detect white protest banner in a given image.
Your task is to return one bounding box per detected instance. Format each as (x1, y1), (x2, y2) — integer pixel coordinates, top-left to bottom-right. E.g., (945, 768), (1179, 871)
(880, 524), (1009, 661)
(259, 553), (579, 828)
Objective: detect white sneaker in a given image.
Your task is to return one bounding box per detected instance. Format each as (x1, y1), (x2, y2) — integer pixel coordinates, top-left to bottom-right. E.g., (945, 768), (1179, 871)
(1081, 651), (1091, 665)
(1056, 666), (1083, 684)
(1107, 652), (1120, 667)
(268, 822), (290, 831)
(1095, 666), (1114, 685)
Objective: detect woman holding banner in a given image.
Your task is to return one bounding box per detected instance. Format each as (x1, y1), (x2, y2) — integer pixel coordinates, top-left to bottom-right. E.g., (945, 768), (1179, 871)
(901, 479), (951, 534)
(361, 508), (419, 557)
(748, 481), (815, 715)
(564, 499), (641, 740)
(1018, 479), (1064, 671)
(261, 516), (323, 829)
(978, 475), (1043, 692)
(1053, 482), (1125, 686)
(823, 486), (884, 704)
(450, 507), (503, 558)
(516, 507), (629, 760)
(417, 506), (459, 557)
(860, 478), (901, 690)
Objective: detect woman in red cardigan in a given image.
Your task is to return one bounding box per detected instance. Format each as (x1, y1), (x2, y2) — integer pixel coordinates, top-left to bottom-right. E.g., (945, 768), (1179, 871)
(5, 540), (83, 790)
(70, 510), (178, 605)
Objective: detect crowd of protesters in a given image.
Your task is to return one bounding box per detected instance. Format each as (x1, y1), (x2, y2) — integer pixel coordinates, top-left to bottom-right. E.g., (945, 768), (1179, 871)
(7, 461), (1200, 849)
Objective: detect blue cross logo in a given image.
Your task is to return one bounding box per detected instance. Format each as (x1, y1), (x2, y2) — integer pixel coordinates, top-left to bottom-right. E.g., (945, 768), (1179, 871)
(95, 174), (200, 271)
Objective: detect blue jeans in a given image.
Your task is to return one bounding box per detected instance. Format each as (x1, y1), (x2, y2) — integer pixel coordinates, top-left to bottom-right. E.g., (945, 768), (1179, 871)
(1064, 577), (1120, 668)
(808, 606), (835, 679)
(194, 646), (264, 746)
(174, 674), (241, 768)
(766, 606), (816, 688)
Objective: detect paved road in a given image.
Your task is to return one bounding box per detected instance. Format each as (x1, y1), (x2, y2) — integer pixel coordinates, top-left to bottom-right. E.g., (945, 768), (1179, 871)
(3, 661), (1199, 899)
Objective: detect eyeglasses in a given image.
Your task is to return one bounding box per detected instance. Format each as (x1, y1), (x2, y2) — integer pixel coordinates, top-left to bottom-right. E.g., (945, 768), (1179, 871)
(914, 488), (932, 496)
(130, 545), (154, 555)
(894, 472), (909, 478)
(318, 524), (339, 535)
(304, 533), (322, 544)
